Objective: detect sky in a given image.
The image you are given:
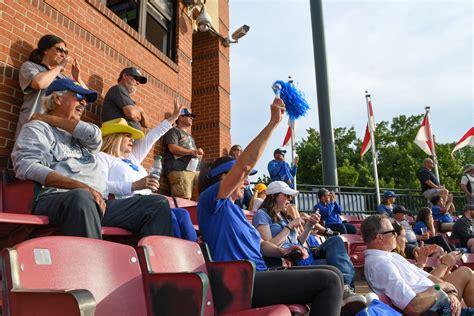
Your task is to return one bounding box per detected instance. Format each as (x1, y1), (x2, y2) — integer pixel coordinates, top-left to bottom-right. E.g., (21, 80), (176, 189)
(227, 0), (473, 180)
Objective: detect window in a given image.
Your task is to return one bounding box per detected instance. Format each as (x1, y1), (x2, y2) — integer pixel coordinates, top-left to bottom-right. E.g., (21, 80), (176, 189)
(105, 0), (176, 60)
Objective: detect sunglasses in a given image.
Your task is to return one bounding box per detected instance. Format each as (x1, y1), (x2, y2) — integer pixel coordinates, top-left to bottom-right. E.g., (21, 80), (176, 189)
(54, 47), (69, 55)
(131, 76), (142, 82)
(380, 229), (397, 237)
(73, 93), (86, 102)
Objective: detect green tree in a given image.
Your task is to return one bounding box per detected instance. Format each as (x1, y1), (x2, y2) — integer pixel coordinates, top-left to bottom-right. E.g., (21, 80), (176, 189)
(296, 114), (472, 192)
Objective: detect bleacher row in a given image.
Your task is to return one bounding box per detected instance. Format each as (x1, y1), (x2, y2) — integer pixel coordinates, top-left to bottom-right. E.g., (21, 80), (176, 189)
(0, 169), (309, 315)
(1, 168), (473, 315)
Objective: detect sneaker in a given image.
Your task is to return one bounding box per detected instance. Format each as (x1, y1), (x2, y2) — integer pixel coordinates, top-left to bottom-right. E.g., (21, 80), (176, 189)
(324, 228), (340, 237)
(341, 285), (367, 316)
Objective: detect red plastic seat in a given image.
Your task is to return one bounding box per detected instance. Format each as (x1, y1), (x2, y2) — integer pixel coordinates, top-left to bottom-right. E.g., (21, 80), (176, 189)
(137, 236), (291, 316)
(173, 197), (199, 225)
(2, 236), (149, 316)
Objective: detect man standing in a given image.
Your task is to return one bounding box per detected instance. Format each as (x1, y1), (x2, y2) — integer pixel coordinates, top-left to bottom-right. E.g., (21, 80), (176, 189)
(163, 108), (203, 200)
(101, 67), (149, 130)
(452, 205), (474, 253)
(460, 164), (474, 205)
(362, 215), (473, 314)
(12, 79), (172, 239)
(417, 158), (448, 200)
(268, 148), (298, 188)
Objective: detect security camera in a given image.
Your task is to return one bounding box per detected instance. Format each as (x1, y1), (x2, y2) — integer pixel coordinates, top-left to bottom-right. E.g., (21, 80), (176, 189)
(231, 25), (250, 41)
(196, 5), (212, 32)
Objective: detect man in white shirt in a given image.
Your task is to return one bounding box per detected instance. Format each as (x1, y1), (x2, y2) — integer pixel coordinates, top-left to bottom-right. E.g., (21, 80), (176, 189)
(361, 215), (468, 315)
(460, 164), (474, 205)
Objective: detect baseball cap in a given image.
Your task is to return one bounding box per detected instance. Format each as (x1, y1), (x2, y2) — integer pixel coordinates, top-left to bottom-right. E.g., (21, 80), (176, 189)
(274, 148), (287, 156)
(463, 164), (474, 174)
(265, 181), (299, 196)
(119, 67), (147, 84)
(393, 206), (407, 214)
(383, 191), (397, 198)
(101, 118), (144, 140)
(46, 79), (98, 103)
(180, 108), (196, 118)
(254, 183), (267, 194)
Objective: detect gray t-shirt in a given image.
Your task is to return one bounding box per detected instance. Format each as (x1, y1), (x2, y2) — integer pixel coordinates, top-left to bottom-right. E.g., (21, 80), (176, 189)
(162, 127), (198, 173)
(16, 61), (67, 138)
(101, 84), (141, 130)
(11, 120), (106, 199)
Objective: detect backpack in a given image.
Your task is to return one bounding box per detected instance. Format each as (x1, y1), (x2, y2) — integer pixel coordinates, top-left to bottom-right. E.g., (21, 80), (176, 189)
(462, 174), (472, 193)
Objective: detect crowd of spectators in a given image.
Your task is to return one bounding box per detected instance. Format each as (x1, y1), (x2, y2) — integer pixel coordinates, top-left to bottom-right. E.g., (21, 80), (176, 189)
(8, 33), (474, 315)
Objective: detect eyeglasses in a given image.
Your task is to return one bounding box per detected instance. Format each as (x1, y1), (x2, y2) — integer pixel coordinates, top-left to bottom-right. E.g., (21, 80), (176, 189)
(380, 229), (397, 237)
(54, 47), (69, 55)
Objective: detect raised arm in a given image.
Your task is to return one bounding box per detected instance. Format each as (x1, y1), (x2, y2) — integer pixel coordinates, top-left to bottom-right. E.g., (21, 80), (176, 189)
(218, 99), (284, 199)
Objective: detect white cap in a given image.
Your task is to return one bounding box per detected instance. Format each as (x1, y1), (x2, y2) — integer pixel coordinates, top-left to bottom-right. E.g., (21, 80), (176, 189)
(265, 181), (299, 196)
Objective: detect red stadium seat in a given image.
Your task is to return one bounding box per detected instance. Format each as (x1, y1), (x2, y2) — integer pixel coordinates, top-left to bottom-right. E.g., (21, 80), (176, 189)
(137, 236), (291, 316)
(2, 236), (149, 316)
(174, 197), (199, 225)
(340, 234), (367, 267)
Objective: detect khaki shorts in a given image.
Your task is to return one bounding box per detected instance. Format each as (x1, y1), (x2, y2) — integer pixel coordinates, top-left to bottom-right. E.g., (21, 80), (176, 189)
(167, 171), (199, 200)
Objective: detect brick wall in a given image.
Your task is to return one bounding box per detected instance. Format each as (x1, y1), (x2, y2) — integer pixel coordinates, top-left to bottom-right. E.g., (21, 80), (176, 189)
(0, 0), (231, 186)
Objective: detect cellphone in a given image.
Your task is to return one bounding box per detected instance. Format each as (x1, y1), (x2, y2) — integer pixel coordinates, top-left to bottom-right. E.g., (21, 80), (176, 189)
(283, 249), (303, 263)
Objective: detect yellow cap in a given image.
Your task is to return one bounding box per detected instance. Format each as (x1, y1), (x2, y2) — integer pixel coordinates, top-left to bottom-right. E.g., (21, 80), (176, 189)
(255, 183), (267, 194)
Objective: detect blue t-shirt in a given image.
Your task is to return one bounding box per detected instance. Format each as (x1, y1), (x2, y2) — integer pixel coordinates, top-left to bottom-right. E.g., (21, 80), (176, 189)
(252, 209), (298, 247)
(198, 181), (267, 271)
(413, 221), (428, 235)
(431, 205), (453, 223)
(314, 201), (342, 224)
(377, 204), (394, 217)
(267, 160), (297, 189)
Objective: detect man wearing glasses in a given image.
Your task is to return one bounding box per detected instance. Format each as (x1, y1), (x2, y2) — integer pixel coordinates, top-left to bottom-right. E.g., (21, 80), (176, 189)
(162, 108), (204, 200)
(362, 215), (474, 315)
(12, 78), (172, 239)
(101, 67), (149, 130)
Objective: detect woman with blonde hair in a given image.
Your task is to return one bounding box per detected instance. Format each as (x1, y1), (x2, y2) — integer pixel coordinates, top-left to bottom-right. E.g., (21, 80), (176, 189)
(97, 99), (197, 241)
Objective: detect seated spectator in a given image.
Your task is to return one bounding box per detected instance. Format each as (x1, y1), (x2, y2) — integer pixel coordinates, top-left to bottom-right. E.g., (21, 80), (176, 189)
(431, 195), (455, 231)
(363, 214), (473, 314)
(96, 99), (197, 242)
(417, 158), (449, 201)
(314, 188), (356, 234)
(198, 99), (358, 316)
(460, 164), (474, 205)
(377, 191), (397, 217)
(16, 34), (87, 138)
(11, 79), (172, 239)
(248, 182), (267, 213)
(392, 206), (443, 259)
(252, 181), (366, 308)
(413, 207), (455, 253)
(452, 204), (474, 253)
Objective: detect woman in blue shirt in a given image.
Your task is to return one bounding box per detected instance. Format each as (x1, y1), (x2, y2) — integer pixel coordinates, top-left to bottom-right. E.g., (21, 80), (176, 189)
(377, 191), (397, 217)
(413, 207), (455, 253)
(198, 100), (350, 316)
(430, 195), (454, 232)
(314, 188), (356, 234)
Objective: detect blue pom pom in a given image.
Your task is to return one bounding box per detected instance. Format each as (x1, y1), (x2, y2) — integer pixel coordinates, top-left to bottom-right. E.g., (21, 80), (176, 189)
(273, 80), (311, 120)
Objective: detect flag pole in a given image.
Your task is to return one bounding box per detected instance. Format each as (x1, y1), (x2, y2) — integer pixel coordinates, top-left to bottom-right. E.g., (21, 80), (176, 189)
(365, 91), (380, 205)
(290, 119), (299, 209)
(425, 106), (440, 181)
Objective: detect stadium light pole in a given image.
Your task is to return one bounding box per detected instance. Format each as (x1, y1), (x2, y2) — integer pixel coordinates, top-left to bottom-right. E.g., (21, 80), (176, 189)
(309, 0), (338, 187)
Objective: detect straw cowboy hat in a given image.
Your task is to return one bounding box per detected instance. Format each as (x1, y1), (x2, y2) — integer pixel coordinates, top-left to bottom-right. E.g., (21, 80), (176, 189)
(100, 118), (144, 139)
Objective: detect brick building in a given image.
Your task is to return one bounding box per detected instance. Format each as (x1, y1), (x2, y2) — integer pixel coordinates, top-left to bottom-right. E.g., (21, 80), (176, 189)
(0, 0), (232, 181)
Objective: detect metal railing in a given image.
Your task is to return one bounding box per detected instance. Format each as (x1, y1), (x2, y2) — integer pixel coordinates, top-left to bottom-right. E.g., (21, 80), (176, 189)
(295, 184), (467, 217)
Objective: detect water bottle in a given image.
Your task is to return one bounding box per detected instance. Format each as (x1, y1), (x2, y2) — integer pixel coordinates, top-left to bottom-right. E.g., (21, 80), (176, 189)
(149, 155), (162, 180)
(428, 284), (451, 316)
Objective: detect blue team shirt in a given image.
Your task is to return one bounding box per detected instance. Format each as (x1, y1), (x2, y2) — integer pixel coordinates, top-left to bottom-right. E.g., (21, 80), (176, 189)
(431, 205), (453, 223)
(413, 221), (428, 235)
(377, 204), (394, 217)
(198, 181), (267, 271)
(252, 209), (298, 247)
(267, 160), (297, 188)
(314, 201), (342, 224)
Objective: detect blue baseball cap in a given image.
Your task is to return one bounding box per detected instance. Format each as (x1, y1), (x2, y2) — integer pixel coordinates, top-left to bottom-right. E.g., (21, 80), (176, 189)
(208, 159), (257, 179)
(46, 79), (98, 103)
(383, 191), (397, 198)
(180, 108), (196, 118)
